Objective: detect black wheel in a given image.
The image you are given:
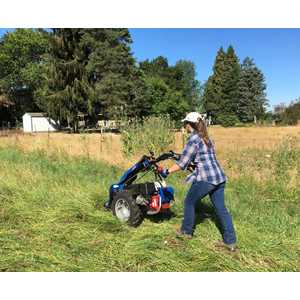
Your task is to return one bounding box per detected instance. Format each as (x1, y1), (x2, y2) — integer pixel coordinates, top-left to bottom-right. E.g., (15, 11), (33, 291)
(111, 191), (144, 227)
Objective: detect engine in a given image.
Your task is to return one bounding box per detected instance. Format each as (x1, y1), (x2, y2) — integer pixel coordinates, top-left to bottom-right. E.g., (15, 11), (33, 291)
(126, 181), (174, 215)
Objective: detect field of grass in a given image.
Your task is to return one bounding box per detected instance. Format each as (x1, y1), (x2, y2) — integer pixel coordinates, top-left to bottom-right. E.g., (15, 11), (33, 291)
(1, 126), (300, 170)
(0, 135), (299, 271)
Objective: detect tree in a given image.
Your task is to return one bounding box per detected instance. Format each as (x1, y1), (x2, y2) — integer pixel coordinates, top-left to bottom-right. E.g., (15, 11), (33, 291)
(85, 29), (148, 119)
(139, 56), (169, 80)
(279, 98), (300, 125)
(223, 46), (241, 115)
(144, 76), (189, 120)
(203, 47), (227, 119)
(237, 57), (268, 122)
(274, 103), (286, 115)
(0, 29), (49, 123)
(195, 81), (205, 113)
(144, 76), (169, 115)
(174, 60), (201, 111)
(36, 28), (146, 131)
(0, 87), (14, 124)
(35, 29), (93, 132)
(140, 56), (200, 121)
(204, 47), (267, 125)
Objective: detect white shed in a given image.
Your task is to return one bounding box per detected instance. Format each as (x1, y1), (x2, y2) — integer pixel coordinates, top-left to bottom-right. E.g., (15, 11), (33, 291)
(22, 113), (58, 133)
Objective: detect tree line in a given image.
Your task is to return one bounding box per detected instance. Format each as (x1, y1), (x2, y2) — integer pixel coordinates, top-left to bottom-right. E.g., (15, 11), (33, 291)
(0, 28), (275, 131)
(274, 99), (300, 125)
(203, 46), (268, 126)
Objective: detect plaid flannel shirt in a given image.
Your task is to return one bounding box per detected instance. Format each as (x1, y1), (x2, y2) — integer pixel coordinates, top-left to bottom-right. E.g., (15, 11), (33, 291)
(176, 132), (227, 185)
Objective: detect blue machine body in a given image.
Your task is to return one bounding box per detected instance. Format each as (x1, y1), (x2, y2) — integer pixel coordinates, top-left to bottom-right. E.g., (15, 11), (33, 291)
(108, 156), (174, 205)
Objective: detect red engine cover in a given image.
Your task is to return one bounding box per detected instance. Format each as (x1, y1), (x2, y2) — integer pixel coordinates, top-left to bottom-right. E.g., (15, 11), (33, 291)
(161, 203), (170, 210)
(150, 194), (160, 210)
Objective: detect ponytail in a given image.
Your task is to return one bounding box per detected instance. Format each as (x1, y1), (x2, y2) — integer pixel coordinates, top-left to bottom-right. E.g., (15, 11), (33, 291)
(189, 118), (211, 147)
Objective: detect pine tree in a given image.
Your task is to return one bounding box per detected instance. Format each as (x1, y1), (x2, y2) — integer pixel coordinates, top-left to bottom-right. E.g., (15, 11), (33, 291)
(203, 47), (227, 118)
(36, 29), (147, 129)
(85, 29), (148, 119)
(223, 45), (241, 115)
(237, 57), (268, 122)
(203, 46), (241, 124)
(36, 29), (93, 132)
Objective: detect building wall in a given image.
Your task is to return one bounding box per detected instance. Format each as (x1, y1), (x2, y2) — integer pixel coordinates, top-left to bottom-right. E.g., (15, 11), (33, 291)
(22, 114), (33, 133)
(23, 114), (57, 133)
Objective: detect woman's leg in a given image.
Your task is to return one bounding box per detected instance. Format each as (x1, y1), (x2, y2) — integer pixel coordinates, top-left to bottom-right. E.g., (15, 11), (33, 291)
(209, 182), (237, 245)
(181, 181), (215, 235)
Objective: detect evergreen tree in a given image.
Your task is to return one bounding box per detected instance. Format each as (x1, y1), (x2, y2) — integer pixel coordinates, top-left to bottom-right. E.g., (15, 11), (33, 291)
(237, 57), (268, 122)
(204, 46), (270, 126)
(203, 47), (227, 119)
(35, 29), (93, 132)
(223, 45), (241, 115)
(140, 56), (169, 80)
(85, 29), (148, 119)
(36, 28), (147, 130)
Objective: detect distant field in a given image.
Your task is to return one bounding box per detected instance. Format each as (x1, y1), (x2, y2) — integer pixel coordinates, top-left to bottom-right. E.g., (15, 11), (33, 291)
(0, 126), (299, 271)
(1, 126), (300, 169)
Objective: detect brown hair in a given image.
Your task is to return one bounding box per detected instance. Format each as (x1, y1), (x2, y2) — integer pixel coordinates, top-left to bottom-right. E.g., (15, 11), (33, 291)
(188, 118), (211, 147)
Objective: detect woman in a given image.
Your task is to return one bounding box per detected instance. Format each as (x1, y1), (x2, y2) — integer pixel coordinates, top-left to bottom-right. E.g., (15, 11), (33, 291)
(159, 112), (237, 252)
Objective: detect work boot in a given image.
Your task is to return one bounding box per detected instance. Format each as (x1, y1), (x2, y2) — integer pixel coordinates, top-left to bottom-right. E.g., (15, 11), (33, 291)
(176, 228), (193, 239)
(215, 240), (238, 252)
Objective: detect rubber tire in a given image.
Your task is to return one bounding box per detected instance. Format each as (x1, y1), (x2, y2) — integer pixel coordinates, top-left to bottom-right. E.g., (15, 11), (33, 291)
(112, 191), (144, 227)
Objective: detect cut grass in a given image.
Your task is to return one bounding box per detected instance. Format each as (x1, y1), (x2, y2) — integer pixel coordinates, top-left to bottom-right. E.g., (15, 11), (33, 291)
(0, 146), (299, 271)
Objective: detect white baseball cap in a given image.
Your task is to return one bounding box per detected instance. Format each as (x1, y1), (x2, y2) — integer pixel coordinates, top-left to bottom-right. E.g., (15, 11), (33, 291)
(181, 112), (203, 123)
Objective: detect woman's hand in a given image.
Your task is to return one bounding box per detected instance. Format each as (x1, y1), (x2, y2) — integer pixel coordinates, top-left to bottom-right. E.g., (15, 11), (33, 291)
(157, 164), (181, 178)
(157, 165), (169, 178)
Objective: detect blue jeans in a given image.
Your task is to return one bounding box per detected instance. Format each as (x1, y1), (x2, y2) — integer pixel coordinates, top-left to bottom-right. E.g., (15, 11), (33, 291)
(181, 181), (237, 245)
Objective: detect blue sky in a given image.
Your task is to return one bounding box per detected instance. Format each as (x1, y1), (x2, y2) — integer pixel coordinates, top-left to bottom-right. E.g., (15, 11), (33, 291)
(1, 28), (299, 109)
(129, 29), (300, 109)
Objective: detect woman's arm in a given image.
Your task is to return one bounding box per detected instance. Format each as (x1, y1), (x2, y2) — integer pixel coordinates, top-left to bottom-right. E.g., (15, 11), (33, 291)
(159, 137), (197, 177)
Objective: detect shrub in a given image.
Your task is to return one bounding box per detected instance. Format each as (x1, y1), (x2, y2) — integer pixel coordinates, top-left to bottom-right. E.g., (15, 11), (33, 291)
(121, 116), (175, 156)
(272, 136), (299, 180)
(217, 114), (239, 127)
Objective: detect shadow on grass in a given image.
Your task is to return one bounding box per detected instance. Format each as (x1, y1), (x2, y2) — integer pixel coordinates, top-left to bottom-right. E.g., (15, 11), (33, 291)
(145, 209), (177, 224)
(194, 201), (224, 236)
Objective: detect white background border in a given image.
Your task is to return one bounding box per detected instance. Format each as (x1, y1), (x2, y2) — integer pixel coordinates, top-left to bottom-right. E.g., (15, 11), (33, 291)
(1, 0), (299, 299)
(1, 0), (300, 28)
(0, 272), (299, 299)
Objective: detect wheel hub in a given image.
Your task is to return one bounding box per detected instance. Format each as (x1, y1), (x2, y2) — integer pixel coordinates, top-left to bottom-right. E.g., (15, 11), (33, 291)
(115, 198), (130, 222)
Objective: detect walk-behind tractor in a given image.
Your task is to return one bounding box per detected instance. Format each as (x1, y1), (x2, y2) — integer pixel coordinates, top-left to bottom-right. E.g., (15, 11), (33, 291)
(104, 151), (195, 227)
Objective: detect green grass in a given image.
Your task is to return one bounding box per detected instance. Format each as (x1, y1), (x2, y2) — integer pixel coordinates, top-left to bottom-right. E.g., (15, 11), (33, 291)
(0, 146), (299, 271)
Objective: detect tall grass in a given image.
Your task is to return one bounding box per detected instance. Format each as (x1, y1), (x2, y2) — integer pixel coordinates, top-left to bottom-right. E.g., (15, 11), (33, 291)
(121, 116), (175, 156)
(0, 139), (299, 271)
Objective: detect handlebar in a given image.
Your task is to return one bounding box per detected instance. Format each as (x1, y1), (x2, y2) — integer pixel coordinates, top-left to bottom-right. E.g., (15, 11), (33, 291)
(148, 150), (196, 173)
